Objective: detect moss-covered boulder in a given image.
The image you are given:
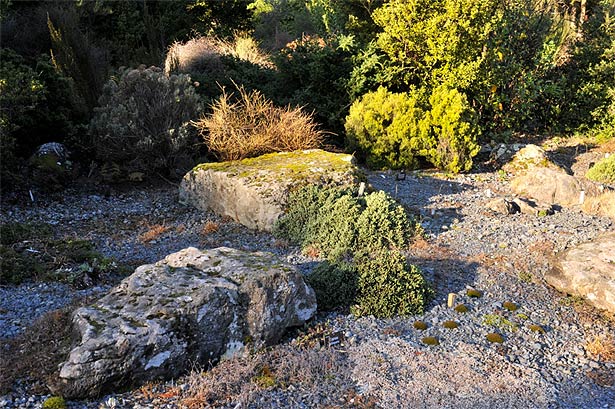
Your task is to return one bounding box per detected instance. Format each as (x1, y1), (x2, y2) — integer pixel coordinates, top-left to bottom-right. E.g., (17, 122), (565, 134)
(179, 150), (362, 231)
(50, 247), (316, 399)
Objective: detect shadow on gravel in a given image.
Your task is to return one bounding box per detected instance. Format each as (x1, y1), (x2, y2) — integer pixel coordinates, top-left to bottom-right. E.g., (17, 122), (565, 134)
(407, 247), (481, 308)
(368, 172), (476, 239)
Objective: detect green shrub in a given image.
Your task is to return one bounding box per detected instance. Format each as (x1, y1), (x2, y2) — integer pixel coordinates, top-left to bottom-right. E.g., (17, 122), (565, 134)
(306, 261), (358, 310)
(304, 193), (362, 261)
(345, 86), (427, 169)
(356, 190), (414, 252)
(352, 250), (431, 317)
(275, 185), (432, 317)
(346, 85), (480, 173)
(421, 86), (481, 173)
(194, 85), (324, 161)
(90, 66), (202, 175)
(586, 155), (615, 184)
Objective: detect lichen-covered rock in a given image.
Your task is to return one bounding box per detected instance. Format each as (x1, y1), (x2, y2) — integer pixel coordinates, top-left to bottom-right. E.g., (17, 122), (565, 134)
(546, 232), (615, 314)
(501, 144), (563, 176)
(50, 247), (316, 399)
(179, 150), (362, 231)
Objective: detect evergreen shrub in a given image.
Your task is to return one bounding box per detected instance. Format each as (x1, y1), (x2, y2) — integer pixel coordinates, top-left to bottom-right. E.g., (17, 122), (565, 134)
(89, 66), (201, 174)
(586, 155), (615, 184)
(275, 185), (431, 316)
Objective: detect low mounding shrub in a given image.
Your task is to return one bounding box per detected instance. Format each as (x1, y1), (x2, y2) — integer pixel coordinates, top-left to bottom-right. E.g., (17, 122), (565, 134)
(586, 155), (615, 184)
(305, 261), (358, 311)
(90, 66), (202, 174)
(275, 186), (431, 316)
(194, 85), (324, 161)
(353, 250), (431, 318)
(345, 86), (481, 173)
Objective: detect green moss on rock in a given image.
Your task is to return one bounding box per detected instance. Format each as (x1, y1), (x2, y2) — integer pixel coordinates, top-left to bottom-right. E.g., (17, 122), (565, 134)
(42, 396), (66, 409)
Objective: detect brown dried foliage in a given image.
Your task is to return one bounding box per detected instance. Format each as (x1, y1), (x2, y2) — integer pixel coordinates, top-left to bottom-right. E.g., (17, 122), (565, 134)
(138, 223), (171, 244)
(586, 334), (615, 362)
(193, 85), (324, 161)
(180, 345), (353, 407)
(201, 220), (220, 235)
(0, 307), (74, 394)
(165, 35), (273, 76)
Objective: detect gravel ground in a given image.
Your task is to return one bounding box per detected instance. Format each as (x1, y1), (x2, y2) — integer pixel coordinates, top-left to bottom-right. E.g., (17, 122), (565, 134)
(1, 147), (615, 408)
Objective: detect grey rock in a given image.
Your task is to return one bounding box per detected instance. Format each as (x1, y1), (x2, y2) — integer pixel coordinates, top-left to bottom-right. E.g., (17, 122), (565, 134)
(50, 247), (316, 398)
(512, 197), (555, 216)
(485, 198), (519, 215)
(546, 232), (615, 313)
(179, 150), (361, 231)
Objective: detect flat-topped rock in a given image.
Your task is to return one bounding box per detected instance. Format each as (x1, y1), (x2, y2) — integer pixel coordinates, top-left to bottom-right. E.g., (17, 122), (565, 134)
(50, 247), (316, 399)
(179, 149), (362, 231)
(546, 232), (615, 314)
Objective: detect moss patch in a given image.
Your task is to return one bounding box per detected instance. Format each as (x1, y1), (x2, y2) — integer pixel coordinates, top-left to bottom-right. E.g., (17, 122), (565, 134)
(194, 150), (362, 186)
(503, 301), (518, 311)
(442, 320), (459, 329)
(454, 304), (469, 313)
(466, 289), (482, 298)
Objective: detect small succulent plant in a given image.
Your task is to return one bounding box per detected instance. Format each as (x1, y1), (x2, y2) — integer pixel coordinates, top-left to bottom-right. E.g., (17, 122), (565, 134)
(454, 304), (468, 313)
(413, 320), (428, 330)
(443, 320), (460, 329)
(466, 289), (482, 298)
(422, 336), (440, 346)
(486, 332), (504, 343)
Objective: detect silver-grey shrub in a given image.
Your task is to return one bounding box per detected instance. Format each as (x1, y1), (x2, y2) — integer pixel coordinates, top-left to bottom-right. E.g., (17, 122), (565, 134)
(90, 66), (202, 174)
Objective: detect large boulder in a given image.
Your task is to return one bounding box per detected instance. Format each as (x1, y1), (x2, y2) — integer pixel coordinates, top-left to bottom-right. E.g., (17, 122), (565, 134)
(179, 149), (362, 231)
(507, 145), (601, 207)
(546, 233), (615, 314)
(50, 247), (317, 399)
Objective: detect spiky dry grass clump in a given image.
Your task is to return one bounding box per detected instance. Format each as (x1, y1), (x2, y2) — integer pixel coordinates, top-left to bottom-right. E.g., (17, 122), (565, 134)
(582, 191), (615, 219)
(586, 334), (615, 362)
(165, 35), (273, 75)
(194, 86), (324, 161)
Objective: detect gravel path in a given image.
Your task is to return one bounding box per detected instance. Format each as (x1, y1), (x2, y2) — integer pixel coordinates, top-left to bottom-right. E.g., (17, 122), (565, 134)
(1, 154), (615, 408)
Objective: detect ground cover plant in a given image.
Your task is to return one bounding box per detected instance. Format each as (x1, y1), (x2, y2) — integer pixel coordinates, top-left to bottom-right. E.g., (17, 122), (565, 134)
(0, 222), (118, 286)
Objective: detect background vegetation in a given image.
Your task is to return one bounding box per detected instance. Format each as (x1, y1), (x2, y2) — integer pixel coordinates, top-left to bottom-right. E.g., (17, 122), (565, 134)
(1, 0), (613, 187)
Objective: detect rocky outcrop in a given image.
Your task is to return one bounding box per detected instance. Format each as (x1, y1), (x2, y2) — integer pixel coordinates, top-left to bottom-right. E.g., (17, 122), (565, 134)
(179, 150), (362, 231)
(507, 145), (601, 207)
(50, 247), (317, 399)
(546, 233), (615, 314)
